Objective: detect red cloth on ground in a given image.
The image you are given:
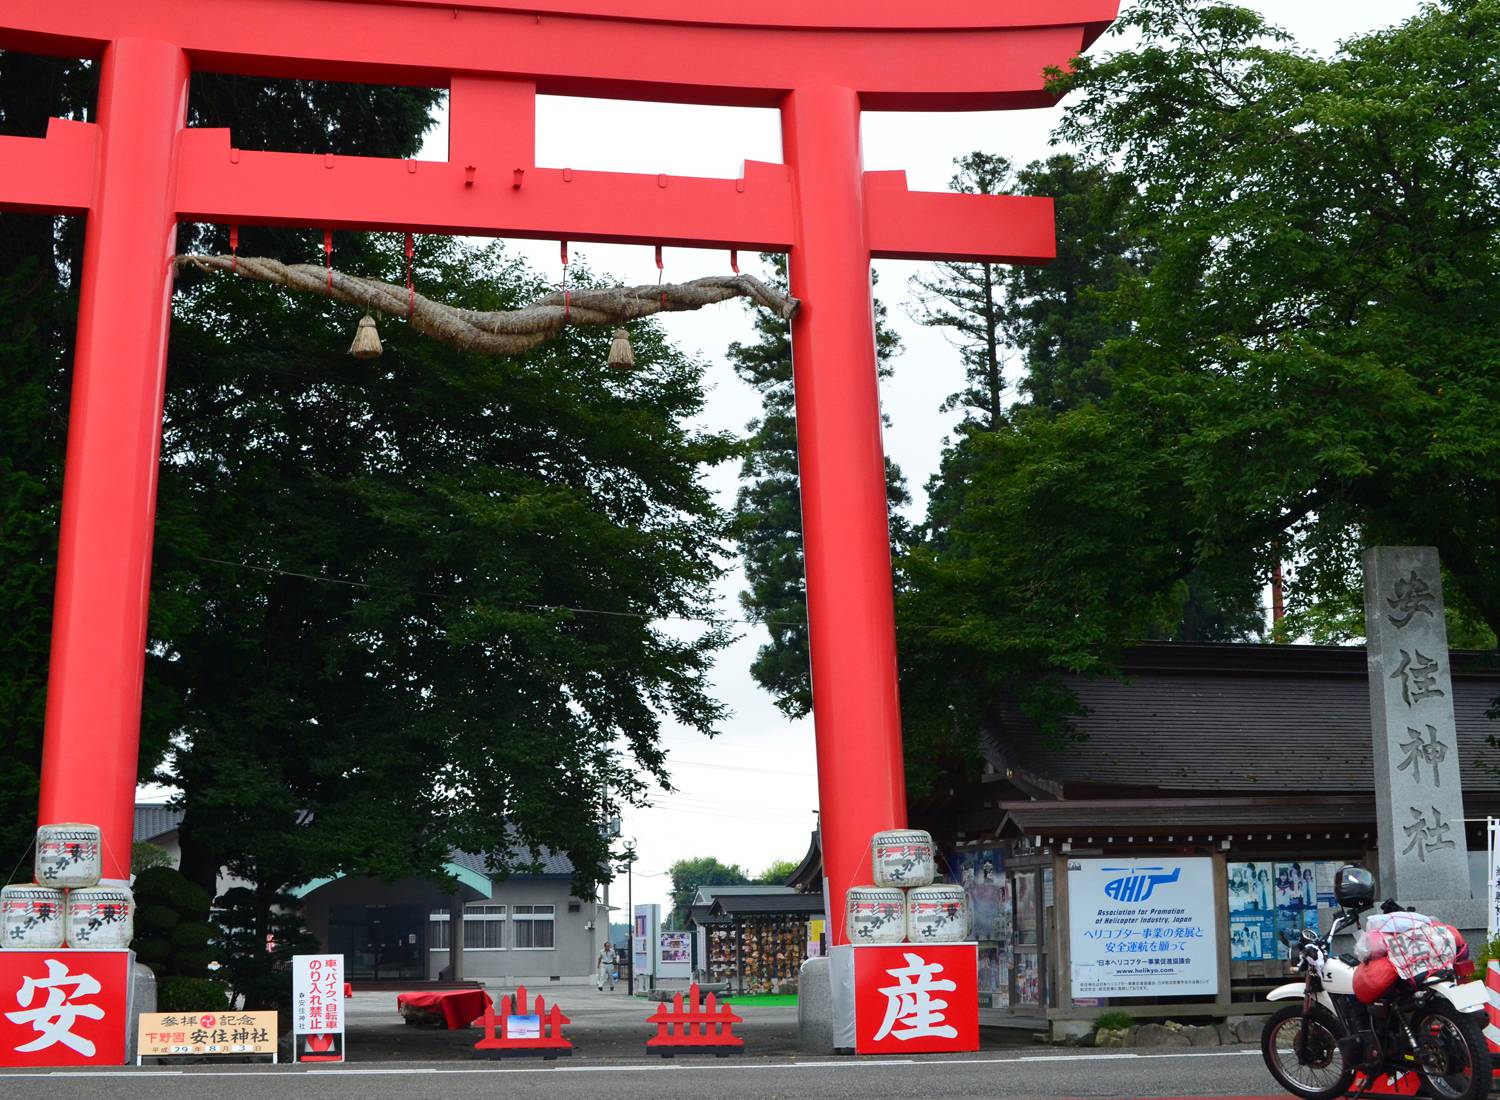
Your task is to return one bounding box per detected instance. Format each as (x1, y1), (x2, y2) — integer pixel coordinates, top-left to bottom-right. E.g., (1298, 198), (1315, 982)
(396, 989), (493, 1029)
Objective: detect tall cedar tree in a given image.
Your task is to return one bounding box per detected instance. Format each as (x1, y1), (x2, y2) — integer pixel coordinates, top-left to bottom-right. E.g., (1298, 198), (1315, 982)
(731, 256), (909, 720)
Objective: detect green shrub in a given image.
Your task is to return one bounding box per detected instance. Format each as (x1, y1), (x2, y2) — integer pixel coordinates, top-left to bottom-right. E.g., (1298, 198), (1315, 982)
(1467, 936), (1500, 982)
(1093, 1010), (1134, 1033)
(170, 924), (211, 951)
(137, 905), (180, 934)
(131, 867), (213, 978)
(156, 976), (230, 1013)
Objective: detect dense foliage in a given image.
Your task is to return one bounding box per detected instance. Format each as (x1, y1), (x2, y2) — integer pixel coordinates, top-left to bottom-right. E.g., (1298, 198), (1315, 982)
(897, 0), (1500, 778)
(666, 855), (748, 929)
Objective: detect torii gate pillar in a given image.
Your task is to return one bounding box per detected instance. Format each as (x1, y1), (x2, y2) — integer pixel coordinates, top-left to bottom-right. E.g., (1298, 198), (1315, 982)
(38, 38), (189, 885)
(782, 85), (907, 901)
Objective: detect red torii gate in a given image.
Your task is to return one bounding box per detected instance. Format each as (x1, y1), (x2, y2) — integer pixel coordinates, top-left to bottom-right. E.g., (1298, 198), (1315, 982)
(1, 0), (1117, 940)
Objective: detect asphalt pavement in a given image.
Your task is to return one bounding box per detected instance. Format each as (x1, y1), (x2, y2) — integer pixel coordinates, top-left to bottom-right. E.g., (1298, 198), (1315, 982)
(0, 986), (1281, 1098)
(0, 1047), (1279, 1100)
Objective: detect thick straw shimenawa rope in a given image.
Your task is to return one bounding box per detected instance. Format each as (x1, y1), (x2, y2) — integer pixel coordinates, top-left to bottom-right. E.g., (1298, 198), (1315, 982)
(176, 254), (799, 357)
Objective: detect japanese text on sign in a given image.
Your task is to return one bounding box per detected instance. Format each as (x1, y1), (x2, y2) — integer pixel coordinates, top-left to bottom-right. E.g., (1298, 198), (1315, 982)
(1067, 858), (1219, 998)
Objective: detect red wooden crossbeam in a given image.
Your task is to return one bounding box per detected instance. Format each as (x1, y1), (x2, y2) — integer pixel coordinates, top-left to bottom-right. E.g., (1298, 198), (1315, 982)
(473, 985), (572, 1060)
(0, 119), (96, 215)
(645, 982), (744, 1057)
(1, 0), (1116, 109)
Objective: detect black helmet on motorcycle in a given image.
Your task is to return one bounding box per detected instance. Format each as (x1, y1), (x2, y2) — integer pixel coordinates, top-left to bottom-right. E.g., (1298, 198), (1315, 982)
(1333, 865), (1375, 910)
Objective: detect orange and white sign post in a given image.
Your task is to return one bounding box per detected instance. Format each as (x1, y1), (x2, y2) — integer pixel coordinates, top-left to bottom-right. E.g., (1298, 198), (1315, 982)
(292, 954), (344, 1063)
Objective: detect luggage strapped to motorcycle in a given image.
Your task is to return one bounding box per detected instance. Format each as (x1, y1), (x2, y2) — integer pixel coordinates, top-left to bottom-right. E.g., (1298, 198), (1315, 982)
(1385, 923), (1457, 982)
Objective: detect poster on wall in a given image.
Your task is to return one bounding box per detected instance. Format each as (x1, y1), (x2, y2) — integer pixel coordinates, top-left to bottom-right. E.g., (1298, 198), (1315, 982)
(657, 930), (692, 980)
(1014, 952), (1041, 1007)
(1227, 863), (1278, 961)
(633, 904), (659, 980)
(1068, 857), (1219, 999)
(1274, 863), (1317, 946)
(1014, 872), (1038, 945)
(952, 851), (1010, 942)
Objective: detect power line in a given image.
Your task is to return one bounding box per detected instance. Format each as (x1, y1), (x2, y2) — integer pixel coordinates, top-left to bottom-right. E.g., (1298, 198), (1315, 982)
(191, 553), (809, 630)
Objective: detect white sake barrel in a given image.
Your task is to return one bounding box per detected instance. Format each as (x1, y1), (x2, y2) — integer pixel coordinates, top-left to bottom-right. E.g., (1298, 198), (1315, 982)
(846, 886), (907, 944)
(34, 823), (103, 888)
(907, 884), (970, 943)
(871, 829), (936, 888)
(65, 885), (134, 949)
(2, 884), (66, 949)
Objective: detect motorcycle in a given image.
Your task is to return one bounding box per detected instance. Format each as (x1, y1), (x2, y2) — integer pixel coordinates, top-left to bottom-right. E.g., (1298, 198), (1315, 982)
(1261, 908), (1491, 1100)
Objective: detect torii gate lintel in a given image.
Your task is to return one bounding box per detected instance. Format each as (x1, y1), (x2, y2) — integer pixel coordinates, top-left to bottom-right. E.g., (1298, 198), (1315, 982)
(1, 2), (1117, 946)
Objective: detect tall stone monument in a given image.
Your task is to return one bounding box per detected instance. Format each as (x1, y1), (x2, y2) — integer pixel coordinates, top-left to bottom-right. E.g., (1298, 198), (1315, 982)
(1364, 547), (1477, 923)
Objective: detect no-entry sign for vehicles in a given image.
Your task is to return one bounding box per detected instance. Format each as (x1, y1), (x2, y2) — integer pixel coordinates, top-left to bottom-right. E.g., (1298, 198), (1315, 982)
(292, 954), (345, 1063)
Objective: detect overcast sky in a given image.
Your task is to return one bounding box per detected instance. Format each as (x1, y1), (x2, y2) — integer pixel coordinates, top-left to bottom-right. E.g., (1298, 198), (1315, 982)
(140, 2), (1428, 914)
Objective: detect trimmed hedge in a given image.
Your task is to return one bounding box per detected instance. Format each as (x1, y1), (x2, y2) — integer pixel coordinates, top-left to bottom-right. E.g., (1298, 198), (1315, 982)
(156, 976), (230, 1013)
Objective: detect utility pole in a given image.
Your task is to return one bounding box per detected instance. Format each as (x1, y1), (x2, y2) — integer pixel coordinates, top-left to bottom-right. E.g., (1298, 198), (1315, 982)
(621, 842), (637, 996)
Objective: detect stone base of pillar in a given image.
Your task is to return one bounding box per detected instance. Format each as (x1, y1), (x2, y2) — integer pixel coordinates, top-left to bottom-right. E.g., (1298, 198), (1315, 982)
(126, 960), (158, 1064)
(797, 956), (832, 1053)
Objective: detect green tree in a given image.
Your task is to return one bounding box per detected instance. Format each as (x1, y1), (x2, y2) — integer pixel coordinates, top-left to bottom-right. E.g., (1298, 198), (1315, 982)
(901, 0), (1500, 769)
(755, 859), (798, 885)
(731, 256), (910, 718)
(151, 237), (735, 912)
(666, 856), (748, 929)
(908, 152), (1018, 430)
(131, 866), (214, 978)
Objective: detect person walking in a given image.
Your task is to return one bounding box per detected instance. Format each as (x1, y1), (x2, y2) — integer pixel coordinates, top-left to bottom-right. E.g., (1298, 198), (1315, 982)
(596, 942), (616, 991)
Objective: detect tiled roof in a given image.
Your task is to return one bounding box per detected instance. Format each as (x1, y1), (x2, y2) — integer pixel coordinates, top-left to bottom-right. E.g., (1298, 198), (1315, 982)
(691, 884), (793, 907)
(449, 847), (574, 879)
(988, 642), (1500, 796)
(134, 804), (183, 843)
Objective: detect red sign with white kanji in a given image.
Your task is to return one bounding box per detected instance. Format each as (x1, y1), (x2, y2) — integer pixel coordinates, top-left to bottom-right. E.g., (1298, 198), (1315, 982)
(0, 950), (130, 1067)
(853, 942), (979, 1055)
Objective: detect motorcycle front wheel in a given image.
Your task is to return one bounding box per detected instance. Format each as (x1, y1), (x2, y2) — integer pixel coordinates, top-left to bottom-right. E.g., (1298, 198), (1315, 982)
(1412, 1001), (1491, 1100)
(1261, 1004), (1355, 1100)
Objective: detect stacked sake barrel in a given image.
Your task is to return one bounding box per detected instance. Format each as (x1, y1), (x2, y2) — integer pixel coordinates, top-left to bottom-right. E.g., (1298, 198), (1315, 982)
(845, 829), (970, 945)
(1, 824), (134, 950)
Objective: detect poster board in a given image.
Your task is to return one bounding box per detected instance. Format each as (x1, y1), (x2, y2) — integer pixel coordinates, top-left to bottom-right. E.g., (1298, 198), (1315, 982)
(1227, 862), (1279, 962)
(1067, 857), (1219, 998)
(292, 954), (345, 1063)
(657, 931), (692, 980)
(138, 1012), (276, 1061)
(632, 903), (659, 981)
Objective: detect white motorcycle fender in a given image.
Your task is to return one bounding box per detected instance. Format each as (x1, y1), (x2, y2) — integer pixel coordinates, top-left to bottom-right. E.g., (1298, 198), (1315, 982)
(1433, 979), (1488, 1014)
(1268, 983), (1335, 1013)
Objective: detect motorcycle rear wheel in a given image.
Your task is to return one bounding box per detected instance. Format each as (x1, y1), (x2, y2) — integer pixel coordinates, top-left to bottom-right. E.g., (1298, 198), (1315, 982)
(1412, 1001), (1491, 1100)
(1261, 1004), (1355, 1100)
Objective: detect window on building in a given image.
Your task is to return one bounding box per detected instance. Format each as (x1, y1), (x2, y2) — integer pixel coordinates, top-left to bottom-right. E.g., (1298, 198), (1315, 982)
(429, 903), (507, 950)
(513, 904), (555, 949)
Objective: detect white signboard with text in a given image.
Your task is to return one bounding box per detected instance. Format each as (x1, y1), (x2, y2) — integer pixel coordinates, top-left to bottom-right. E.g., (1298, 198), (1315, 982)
(292, 954), (345, 1063)
(632, 903), (659, 980)
(1068, 857), (1218, 999)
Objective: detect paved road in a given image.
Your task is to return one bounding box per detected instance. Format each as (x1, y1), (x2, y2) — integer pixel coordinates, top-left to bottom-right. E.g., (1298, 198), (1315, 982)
(0, 1047), (1281, 1100)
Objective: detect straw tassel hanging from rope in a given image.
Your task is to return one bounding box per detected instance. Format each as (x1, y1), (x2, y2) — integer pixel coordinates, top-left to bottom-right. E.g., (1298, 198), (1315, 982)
(349, 312), (383, 359)
(607, 328), (635, 369)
